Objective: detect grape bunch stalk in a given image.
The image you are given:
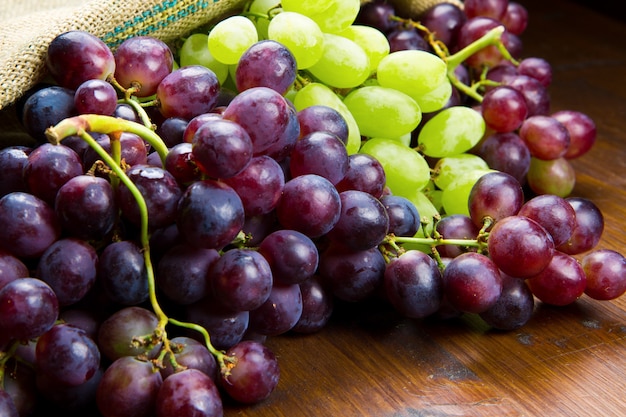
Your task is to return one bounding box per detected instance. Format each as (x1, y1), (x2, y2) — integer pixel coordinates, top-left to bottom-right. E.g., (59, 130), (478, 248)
(0, 0), (625, 416)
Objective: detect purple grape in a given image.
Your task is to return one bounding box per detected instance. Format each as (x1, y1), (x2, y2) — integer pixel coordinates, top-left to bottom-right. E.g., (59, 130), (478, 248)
(236, 39), (297, 95)
(387, 27), (430, 52)
(82, 131), (148, 170)
(74, 78), (118, 115)
(501, 1), (528, 35)
(0, 277), (59, 341)
(479, 272), (534, 330)
(36, 237), (98, 307)
(552, 110), (597, 159)
(156, 65), (220, 119)
(21, 86), (77, 143)
(526, 251), (587, 306)
(0, 250), (29, 291)
(156, 368), (223, 417)
(435, 214), (480, 258)
(480, 85), (528, 133)
(526, 157), (576, 197)
(457, 17), (511, 69)
(164, 142), (201, 186)
(291, 276), (334, 334)
(557, 197), (604, 255)
(297, 105), (349, 145)
(157, 116), (188, 148)
(468, 171), (525, 228)
(582, 249), (626, 300)
(114, 36), (174, 97)
(97, 240), (149, 306)
(156, 243), (219, 305)
(384, 250), (443, 318)
(464, 0), (508, 20)
(0, 146), (31, 197)
(191, 118), (253, 179)
(355, 0), (397, 33)
(0, 389), (19, 417)
(379, 195), (420, 237)
(420, 2), (467, 48)
(289, 131), (350, 185)
(335, 153), (387, 198)
(176, 179), (245, 250)
(477, 132), (530, 184)
(210, 248), (273, 311)
(219, 340), (280, 404)
(487, 215), (555, 278)
(275, 174), (341, 238)
(249, 283), (303, 336)
(46, 30), (115, 89)
(519, 115), (571, 160)
(96, 356), (163, 417)
(503, 74), (550, 116)
(442, 252), (503, 314)
(258, 229), (319, 285)
(517, 57), (552, 88)
(517, 194), (577, 247)
(160, 336), (218, 380)
(0, 192), (61, 259)
(184, 298), (250, 350)
(182, 112), (223, 144)
(96, 306), (160, 362)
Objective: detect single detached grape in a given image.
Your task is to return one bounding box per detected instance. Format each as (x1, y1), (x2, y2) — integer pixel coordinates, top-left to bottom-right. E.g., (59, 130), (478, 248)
(582, 249), (626, 300)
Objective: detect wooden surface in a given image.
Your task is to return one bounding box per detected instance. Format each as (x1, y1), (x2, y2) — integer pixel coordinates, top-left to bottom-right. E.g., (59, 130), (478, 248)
(225, 1), (626, 416)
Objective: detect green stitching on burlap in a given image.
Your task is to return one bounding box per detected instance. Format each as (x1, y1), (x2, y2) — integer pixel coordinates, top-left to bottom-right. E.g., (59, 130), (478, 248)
(101, 0), (215, 48)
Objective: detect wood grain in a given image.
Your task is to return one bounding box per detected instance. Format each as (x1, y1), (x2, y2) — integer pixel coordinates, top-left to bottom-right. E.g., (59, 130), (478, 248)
(224, 0), (626, 416)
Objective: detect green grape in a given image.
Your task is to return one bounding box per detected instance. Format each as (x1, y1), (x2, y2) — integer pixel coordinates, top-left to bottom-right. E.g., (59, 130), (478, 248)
(343, 86), (421, 138)
(208, 15), (258, 65)
(248, 0), (281, 39)
(307, 34), (370, 89)
(294, 82), (361, 154)
(179, 33), (229, 84)
(359, 137), (431, 198)
(308, 0), (361, 33)
(433, 153), (490, 190)
(377, 50), (448, 99)
(337, 25), (390, 74)
(280, 0), (334, 16)
(414, 80), (453, 113)
(422, 180), (443, 212)
(417, 106), (486, 158)
(441, 169), (495, 216)
(369, 133), (411, 147)
(267, 11), (324, 69)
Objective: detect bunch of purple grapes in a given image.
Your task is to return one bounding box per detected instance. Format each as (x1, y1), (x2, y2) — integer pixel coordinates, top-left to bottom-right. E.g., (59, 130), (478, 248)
(0, 1), (625, 416)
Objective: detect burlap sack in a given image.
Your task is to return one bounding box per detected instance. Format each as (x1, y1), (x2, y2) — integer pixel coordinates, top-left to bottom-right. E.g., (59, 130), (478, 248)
(0, 0), (458, 147)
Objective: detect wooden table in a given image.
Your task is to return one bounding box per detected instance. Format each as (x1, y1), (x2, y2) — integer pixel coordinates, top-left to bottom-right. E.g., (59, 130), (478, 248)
(225, 1), (626, 416)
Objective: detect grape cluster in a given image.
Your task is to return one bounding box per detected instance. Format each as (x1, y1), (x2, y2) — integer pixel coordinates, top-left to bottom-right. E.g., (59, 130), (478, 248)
(0, 0), (625, 416)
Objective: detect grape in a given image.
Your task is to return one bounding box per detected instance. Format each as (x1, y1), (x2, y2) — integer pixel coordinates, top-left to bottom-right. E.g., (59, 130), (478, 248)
(219, 340), (280, 404)
(307, 33), (370, 89)
(293, 82), (362, 154)
(327, 190), (390, 252)
(267, 11), (324, 70)
(275, 174), (341, 238)
(74, 78), (118, 115)
(117, 164), (183, 230)
(380, 195), (420, 237)
(552, 110), (597, 159)
(517, 57), (552, 88)
(176, 179), (245, 250)
(156, 368), (223, 417)
(96, 356), (163, 417)
(443, 252), (503, 314)
(247, 0), (281, 39)
(36, 237), (98, 307)
(335, 153), (386, 198)
(258, 229), (319, 286)
(487, 215), (555, 278)
(441, 168), (494, 217)
(476, 132), (531, 184)
(191, 118), (253, 179)
(297, 105), (349, 145)
(156, 243), (219, 305)
(164, 142), (200, 186)
(557, 197), (604, 255)
(519, 115), (571, 160)
(97, 240), (149, 306)
(179, 33), (229, 84)
(0, 277), (59, 341)
(82, 131), (148, 170)
(160, 336), (218, 380)
(435, 214), (480, 258)
(359, 137), (431, 198)
(501, 1), (529, 35)
(479, 272), (534, 330)
(35, 366), (103, 413)
(114, 36), (174, 97)
(343, 85), (421, 139)
(387, 27), (430, 53)
(210, 248), (273, 312)
(337, 24), (390, 74)
(292, 276), (334, 333)
(419, 2), (467, 48)
(35, 323), (100, 386)
(480, 85), (528, 133)
(468, 171), (525, 228)
(318, 245), (386, 302)
(236, 40), (297, 95)
(526, 157), (576, 197)
(208, 15), (258, 65)
(0, 388), (19, 417)
(182, 112), (222, 144)
(221, 155), (285, 216)
(0, 192), (61, 259)
(156, 65), (220, 120)
(582, 249), (626, 301)
(305, 0), (361, 33)
(526, 251), (587, 306)
(433, 153), (490, 191)
(417, 106), (486, 158)
(0, 250), (29, 290)
(503, 74), (550, 117)
(21, 86), (77, 143)
(355, 0), (397, 33)
(0, 146), (31, 197)
(97, 306), (160, 361)
(384, 250), (443, 319)
(249, 283), (303, 336)
(184, 299), (250, 350)
(289, 131), (349, 185)
(45, 30), (115, 90)
(517, 194), (577, 247)
(457, 16), (511, 69)
(280, 0), (334, 17)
